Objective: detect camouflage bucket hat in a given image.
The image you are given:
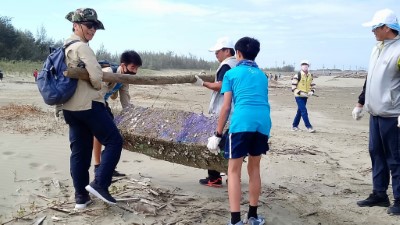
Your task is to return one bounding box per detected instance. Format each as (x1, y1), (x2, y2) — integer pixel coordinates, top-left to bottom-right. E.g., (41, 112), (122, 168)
(65, 8), (105, 30)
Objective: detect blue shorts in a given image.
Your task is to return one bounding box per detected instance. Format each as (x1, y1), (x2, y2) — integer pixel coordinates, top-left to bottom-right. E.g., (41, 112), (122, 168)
(224, 132), (269, 159)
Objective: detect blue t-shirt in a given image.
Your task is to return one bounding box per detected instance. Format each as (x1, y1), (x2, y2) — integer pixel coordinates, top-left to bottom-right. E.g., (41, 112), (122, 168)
(221, 64), (271, 136)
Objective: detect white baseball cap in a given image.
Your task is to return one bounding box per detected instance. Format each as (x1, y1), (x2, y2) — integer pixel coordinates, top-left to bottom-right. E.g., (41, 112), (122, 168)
(300, 60), (310, 66)
(208, 37), (234, 52)
(362, 9), (400, 32)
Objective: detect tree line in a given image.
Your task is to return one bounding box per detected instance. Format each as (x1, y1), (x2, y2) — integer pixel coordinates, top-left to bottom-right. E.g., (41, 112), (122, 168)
(0, 16), (218, 71)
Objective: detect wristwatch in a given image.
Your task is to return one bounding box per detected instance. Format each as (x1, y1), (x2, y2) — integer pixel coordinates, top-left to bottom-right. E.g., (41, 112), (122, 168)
(214, 131), (222, 138)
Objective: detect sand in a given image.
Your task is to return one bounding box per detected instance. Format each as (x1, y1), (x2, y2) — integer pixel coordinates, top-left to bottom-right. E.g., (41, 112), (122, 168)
(0, 72), (398, 225)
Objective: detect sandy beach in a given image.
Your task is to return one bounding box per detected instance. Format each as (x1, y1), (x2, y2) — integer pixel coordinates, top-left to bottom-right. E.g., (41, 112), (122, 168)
(0, 71), (399, 225)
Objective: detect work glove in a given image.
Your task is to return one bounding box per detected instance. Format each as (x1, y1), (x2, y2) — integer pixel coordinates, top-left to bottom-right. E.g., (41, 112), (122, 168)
(308, 91), (314, 96)
(299, 91), (308, 97)
(207, 135), (221, 155)
(352, 106), (364, 120)
(398, 115), (400, 128)
(193, 75), (204, 86)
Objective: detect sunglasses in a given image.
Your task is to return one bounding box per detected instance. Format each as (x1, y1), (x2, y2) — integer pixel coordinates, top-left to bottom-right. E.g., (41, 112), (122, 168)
(80, 22), (99, 30)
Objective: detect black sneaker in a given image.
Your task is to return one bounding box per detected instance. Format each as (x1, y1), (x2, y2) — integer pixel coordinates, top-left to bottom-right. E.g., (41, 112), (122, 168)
(94, 165), (125, 177)
(357, 192), (390, 207)
(387, 199), (400, 215)
(112, 170), (126, 177)
(74, 193), (92, 209)
(199, 177), (223, 187)
(85, 181), (116, 205)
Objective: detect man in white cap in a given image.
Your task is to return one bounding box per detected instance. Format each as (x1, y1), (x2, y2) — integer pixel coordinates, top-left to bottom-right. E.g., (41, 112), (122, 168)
(291, 60), (316, 133)
(193, 37), (238, 187)
(353, 8), (400, 215)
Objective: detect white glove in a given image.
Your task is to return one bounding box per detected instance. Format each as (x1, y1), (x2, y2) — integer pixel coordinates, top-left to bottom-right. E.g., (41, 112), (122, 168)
(397, 115), (400, 128)
(308, 91), (314, 96)
(299, 91), (308, 97)
(207, 135), (221, 155)
(352, 106), (364, 120)
(193, 75), (204, 86)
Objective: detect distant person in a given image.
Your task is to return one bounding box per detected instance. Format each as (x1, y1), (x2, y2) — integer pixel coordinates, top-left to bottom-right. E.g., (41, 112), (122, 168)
(193, 36), (237, 187)
(33, 69), (38, 82)
(208, 36), (270, 225)
(62, 8), (123, 209)
(291, 60), (316, 133)
(93, 50), (142, 177)
(0, 69), (3, 82)
(353, 8), (400, 215)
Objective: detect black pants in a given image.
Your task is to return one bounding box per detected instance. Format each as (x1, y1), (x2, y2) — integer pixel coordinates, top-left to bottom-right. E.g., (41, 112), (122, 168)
(208, 169), (221, 179)
(207, 129), (229, 179)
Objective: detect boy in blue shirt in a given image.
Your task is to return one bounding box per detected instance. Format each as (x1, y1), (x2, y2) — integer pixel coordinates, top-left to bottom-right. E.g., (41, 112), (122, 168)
(208, 37), (271, 225)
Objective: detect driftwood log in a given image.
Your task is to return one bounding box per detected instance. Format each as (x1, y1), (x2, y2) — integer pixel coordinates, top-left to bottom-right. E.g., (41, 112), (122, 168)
(115, 105), (227, 172)
(63, 67), (214, 85)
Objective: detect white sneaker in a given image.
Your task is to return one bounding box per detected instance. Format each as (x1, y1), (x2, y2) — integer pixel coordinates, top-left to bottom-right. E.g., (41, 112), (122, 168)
(74, 195), (92, 210)
(307, 127), (315, 133)
(291, 127), (300, 131)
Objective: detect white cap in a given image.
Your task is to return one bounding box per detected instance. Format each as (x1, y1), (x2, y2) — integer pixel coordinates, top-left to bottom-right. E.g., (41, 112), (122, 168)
(208, 37), (234, 52)
(362, 9), (400, 32)
(300, 60), (310, 66)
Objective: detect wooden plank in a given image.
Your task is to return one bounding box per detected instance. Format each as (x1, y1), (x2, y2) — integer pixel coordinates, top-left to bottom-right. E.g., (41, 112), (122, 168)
(63, 67), (214, 85)
(115, 105), (227, 172)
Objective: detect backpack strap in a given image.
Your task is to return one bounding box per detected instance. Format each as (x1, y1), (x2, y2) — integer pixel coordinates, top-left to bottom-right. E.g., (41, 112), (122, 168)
(63, 40), (80, 49)
(297, 71), (301, 81)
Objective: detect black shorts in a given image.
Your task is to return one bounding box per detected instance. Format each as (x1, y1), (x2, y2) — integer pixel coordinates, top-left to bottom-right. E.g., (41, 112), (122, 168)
(224, 131), (269, 159)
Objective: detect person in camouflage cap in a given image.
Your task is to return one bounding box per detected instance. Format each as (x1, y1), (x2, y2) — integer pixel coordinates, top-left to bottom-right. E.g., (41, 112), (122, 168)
(61, 7), (123, 210)
(65, 8), (104, 30)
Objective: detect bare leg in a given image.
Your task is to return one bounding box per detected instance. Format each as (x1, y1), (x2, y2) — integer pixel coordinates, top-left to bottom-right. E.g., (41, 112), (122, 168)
(228, 157), (244, 212)
(247, 155), (261, 206)
(93, 136), (102, 166)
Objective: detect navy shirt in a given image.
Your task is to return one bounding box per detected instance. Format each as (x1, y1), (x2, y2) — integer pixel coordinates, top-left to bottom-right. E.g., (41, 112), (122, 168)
(217, 64), (231, 83)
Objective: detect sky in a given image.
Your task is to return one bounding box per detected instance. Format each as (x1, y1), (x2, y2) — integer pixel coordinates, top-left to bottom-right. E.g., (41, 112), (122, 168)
(0, 0), (399, 70)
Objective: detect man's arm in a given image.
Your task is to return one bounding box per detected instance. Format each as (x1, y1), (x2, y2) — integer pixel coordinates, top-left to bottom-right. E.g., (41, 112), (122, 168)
(357, 78), (366, 106)
(352, 77), (366, 120)
(291, 72), (300, 95)
(77, 44), (103, 90)
(203, 64), (231, 92)
(119, 84), (131, 109)
(216, 92), (232, 135)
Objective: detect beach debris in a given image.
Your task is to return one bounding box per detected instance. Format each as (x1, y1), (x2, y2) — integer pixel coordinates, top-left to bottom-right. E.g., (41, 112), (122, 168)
(32, 216), (46, 225)
(64, 67), (215, 85)
(300, 211), (318, 217)
(0, 104), (44, 120)
(51, 178), (61, 188)
(115, 105), (228, 172)
(51, 215), (67, 222)
(132, 202), (157, 215)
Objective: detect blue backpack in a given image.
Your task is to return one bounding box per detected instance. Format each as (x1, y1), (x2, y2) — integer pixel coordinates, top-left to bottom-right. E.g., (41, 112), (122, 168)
(37, 40), (80, 105)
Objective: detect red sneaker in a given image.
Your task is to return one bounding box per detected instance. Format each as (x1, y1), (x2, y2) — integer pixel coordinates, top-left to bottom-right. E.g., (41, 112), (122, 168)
(199, 177), (223, 187)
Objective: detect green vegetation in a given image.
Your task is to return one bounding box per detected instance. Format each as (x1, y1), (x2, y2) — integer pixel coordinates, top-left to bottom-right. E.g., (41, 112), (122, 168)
(0, 60), (42, 76)
(264, 65), (295, 72)
(0, 16), (219, 75)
